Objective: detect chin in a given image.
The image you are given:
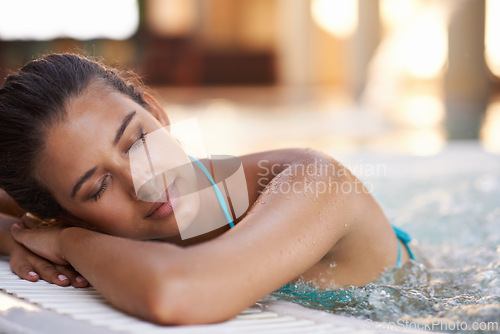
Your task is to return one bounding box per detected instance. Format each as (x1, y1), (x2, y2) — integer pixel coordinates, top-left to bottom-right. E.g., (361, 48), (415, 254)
(170, 191), (201, 234)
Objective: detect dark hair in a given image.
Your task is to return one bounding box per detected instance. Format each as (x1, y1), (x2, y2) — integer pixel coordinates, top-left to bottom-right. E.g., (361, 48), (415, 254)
(0, 53), (148, 219)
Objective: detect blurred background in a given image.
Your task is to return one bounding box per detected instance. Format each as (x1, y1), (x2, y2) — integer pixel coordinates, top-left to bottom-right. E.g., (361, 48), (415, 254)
(0, 0), (499, 157)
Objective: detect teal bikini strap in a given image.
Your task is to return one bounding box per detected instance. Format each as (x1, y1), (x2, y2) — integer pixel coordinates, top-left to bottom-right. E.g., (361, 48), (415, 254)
(392, 225), (415, 268)
(396, 239), (402, 269)
(189, 156), (234, 228)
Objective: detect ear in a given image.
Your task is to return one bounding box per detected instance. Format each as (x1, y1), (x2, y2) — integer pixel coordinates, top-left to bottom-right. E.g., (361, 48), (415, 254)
(141, 92), (170, 127)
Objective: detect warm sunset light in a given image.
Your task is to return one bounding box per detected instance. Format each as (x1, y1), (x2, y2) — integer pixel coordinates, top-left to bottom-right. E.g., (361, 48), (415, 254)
(380, 0), (420, 30)
(311, 0), (358, 38)
(401, 9), (448, 78)
(485, 0), (500, 78)
(396, 94), (445, 128)
(0, 0), (139, 40)
(379, 0), (448, 79)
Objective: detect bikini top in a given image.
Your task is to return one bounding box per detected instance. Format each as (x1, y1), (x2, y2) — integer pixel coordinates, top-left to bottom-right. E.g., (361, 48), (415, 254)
(189, 156), (234, 228)
(192, 156), (415, 270)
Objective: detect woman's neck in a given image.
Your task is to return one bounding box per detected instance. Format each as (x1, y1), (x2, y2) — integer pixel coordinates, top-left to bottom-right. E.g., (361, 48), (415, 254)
(160, 158), (232, 246)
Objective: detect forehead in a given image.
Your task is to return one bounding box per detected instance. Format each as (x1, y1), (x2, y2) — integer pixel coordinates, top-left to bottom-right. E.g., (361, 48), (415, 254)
(65, 82), (135, 125)
(36, 83), (139, 195)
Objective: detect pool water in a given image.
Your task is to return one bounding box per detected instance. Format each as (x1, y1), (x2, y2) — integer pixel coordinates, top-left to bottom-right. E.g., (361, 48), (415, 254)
(272, 142), (500, 333)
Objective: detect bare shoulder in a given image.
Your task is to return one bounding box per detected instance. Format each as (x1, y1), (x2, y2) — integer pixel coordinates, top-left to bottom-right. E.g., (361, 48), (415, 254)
(237, 148), (338, 203)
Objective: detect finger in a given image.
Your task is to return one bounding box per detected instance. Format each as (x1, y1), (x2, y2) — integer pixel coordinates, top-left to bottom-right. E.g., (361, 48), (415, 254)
(33, 262), (71, 287)
(10, 224), (36, 252)
(10, 261), (40, 282)
(10, 224), (26, 243)
(55, 265), (89, 288)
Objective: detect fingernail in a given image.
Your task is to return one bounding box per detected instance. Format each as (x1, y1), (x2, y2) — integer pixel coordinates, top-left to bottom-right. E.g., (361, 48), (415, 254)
(58, 274), (68, 281)
(75, 275), (86, 283)
(28, 271), (38, 278)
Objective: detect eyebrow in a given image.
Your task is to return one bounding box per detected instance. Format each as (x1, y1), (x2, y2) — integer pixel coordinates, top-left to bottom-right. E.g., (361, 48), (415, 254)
(71, 111), (136, 199)
(113, 110), (136, 146)
(71, 166), (97, 198)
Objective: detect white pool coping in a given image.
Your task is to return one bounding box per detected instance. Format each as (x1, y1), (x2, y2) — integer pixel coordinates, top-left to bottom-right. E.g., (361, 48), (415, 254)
(0, 257), (435, 334)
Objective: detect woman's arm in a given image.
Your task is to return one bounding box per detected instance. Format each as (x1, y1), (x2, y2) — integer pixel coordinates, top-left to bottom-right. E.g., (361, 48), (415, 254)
(12, 148), (372, 324)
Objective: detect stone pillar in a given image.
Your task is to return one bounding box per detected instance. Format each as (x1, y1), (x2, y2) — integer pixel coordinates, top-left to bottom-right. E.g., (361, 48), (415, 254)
(445, 0), (491, 139)
(353, 0), (380, 99)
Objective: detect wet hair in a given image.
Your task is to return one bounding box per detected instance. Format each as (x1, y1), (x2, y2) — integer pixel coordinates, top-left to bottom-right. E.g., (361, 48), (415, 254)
(0, 53), (148, 219)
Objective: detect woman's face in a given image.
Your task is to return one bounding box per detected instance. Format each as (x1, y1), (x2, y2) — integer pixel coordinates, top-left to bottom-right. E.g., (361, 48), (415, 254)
(36, 81), (200, 239)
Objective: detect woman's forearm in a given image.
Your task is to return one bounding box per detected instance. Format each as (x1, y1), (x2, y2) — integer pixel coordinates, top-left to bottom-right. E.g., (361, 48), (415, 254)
(59, 227), (186, 323)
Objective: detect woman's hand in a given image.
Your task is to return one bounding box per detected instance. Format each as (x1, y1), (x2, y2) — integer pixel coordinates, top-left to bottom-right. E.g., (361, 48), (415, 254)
(1, 212), (88, 287)
(10, 223), (68, 266)
(9, 239), (88, 288)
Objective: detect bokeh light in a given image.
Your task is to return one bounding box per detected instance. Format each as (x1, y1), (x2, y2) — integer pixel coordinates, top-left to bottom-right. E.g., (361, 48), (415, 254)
(380, 0), (420, 30)
(311, 0), (358, 38)
(400, 9), (448, 78)
(395, 94), (445, 128)
(0, 0), (139, 40)
(485, 0), (500, 78)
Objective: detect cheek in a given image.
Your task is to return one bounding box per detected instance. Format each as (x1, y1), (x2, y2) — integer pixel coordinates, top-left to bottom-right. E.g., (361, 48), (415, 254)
(68, 194), (139, 237)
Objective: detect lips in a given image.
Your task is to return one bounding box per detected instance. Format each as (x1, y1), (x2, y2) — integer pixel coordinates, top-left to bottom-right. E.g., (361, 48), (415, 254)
(145, 181), (179, 220)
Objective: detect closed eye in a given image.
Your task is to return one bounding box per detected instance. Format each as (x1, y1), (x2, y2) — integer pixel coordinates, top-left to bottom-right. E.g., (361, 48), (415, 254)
(90, 174), (110, 202)
(127, 131), (148, 153)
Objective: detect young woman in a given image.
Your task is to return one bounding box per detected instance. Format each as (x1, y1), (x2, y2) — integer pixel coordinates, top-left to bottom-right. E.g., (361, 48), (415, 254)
(0, 54), (413, 325)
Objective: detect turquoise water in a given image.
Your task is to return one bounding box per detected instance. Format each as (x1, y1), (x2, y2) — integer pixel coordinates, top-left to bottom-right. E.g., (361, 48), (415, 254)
(272, 144), (500, 333)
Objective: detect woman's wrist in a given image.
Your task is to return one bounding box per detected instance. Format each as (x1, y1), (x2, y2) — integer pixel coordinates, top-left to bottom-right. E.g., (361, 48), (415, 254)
(58, 226), (88, 263)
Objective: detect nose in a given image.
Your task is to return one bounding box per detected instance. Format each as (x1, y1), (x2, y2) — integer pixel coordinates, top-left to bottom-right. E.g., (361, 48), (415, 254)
(115, 163), (142, 202)
(128, 153), (171, 202)
(136, 175), (169, 202)
(128, 147), (156, 200)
